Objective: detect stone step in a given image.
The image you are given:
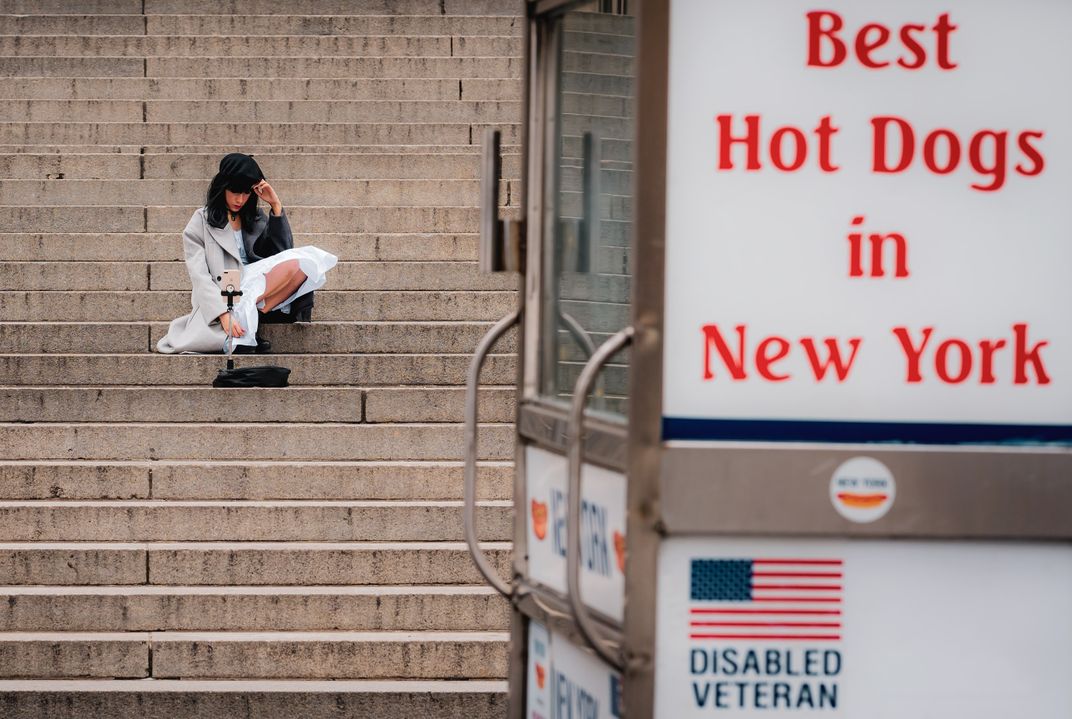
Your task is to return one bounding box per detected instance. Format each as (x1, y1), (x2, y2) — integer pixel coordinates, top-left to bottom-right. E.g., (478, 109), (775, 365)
(0, 540), (511, 585)
(0, 100), (138, 123)
(158, 460), (514, 501)
(0, 143), (522, 154)
(0, 422), (514, 460)
(0, 153), (142, 178)
(0, 35), (521, 58)
(0, 322), (150, 353)
(0, 14), (145, 35)
(364, 386), (514, 422)
(0, 77), (522, 101)
(219, 205), (518, 234)
(145, 0), (519, 15)
(0, 630), (509, 680)
(149, 630), (509, 680)
(0, 386), (514, 423)
(0, 585), (509, 632)
(141, 151), (522, 179)
(0, 206), (495, 233)
(0, 290), (517, 322)
(0, 121), (521, 146)
(0, 460), (149, 499)
(0, 178), (516, 207)
(0, 261), (515, 292)
(0, 679), (508, 719)
(0, 386), (361, 422)
(146, 14), (522, 36)
(0, 500), (512, 540)
(0, 459), (513, 500)
(150, 261), (517, 291)
(0, 100), (523, 124)
(0, 0), (141, 12)
(0, 57), (145, 78)
(0, 13), (522, 35)
(0, 0), (519, 15)
(0, 352), (516, 386)
(149, 541), (513, 586)
(0, 261), (146, 291)
(0, 542), (145, 585)
(0, 143), (514, 154)
(148, 99), (521, 123)
(143, 56), (521, 79)
(0, 632), (148, 679)
(0, 233), (486, 261)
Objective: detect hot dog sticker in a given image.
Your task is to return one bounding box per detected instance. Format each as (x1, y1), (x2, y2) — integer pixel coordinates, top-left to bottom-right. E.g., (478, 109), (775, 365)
(830, 456), (896, 523)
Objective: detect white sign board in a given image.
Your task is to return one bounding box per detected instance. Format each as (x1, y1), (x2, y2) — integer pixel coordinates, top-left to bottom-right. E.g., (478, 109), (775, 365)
(528, 620), (623, 719)
(662, 0), (1072, 444)
(654, 536), (1072, 717)
(525, 446), (627, 622)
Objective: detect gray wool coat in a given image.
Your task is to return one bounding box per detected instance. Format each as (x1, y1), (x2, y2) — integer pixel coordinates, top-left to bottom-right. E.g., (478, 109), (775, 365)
(156, 206), (293, 354)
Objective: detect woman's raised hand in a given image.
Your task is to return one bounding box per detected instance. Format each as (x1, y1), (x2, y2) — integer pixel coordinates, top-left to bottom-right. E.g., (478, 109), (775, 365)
(253, 180), (282, 216)
(218, 312), (246, 338)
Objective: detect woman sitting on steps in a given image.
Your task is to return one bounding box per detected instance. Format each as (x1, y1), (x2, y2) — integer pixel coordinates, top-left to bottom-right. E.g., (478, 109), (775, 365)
(156, 153), (337, 354)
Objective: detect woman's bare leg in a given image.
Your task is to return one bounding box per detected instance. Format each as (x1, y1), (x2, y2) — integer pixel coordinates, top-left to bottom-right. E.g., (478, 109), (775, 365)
(257, 259), (308, 313)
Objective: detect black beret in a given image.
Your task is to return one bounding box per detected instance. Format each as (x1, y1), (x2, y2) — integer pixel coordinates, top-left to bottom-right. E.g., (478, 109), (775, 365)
(218, 153), (264, 192)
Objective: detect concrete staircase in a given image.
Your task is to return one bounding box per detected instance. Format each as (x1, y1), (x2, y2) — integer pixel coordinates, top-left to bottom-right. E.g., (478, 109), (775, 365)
(0, 0), (522, 715)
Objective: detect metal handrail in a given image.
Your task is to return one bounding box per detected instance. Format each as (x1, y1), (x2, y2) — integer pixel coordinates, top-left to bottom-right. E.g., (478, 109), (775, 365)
(464, 309), (522, 597)
(566, 325), (634, 669)
(558, 309), (596, 358)
(558, 309), (607, 404)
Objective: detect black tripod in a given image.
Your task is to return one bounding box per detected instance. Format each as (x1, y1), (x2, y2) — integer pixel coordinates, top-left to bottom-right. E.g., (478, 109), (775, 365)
(221, 285), (243, 370)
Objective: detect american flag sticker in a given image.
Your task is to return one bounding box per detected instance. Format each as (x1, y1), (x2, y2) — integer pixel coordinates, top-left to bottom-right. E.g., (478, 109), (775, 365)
(689, 558), (843, 642)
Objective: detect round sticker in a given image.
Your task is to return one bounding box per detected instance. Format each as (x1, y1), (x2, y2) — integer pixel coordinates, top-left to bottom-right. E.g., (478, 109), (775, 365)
(829, 456), (896, 523)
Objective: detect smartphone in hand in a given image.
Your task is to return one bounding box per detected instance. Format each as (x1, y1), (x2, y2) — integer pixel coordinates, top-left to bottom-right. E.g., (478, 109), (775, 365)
(220, 269), (242, 294)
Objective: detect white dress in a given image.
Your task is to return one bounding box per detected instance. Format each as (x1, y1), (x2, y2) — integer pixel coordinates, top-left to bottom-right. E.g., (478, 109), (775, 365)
(224, 238), (338, 349)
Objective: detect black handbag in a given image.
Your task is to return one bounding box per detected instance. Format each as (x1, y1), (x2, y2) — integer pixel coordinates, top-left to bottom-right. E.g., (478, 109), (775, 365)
(213, 365), (291, 388)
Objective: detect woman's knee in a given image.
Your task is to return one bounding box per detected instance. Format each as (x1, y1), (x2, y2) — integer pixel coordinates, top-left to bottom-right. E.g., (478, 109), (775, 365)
(265, 259), (301, 289)
(275, 259), (300, 278)
(282, 260), (307, 285)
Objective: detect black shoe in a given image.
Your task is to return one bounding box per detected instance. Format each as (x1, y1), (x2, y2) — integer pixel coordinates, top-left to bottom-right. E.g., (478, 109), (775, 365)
(231, 335), (271, 354)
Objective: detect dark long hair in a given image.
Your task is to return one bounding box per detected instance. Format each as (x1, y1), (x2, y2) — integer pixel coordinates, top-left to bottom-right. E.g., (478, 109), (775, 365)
(205, 173), (259, 232)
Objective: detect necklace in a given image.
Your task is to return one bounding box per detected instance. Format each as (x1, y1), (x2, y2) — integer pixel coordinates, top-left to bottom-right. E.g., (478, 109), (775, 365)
(228, 211), (239, 223)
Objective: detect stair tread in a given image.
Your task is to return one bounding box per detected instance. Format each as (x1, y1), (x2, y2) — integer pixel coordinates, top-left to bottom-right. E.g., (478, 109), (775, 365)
(0, 541), (512, 549)
(0, 585), (501, 595)
(0, 678), (508, 692)
(0, 458), (512, 464)
(0, 630), (508, 639)
(0, 499), (511, 505)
